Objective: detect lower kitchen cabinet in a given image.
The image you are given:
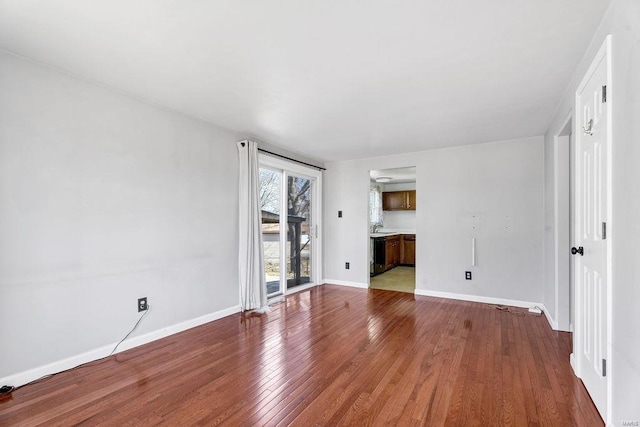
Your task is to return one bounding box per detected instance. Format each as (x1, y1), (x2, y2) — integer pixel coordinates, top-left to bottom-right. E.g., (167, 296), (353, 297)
(372, 234), (416, 276)
(401, 234), (415, 265)
(384, 235), (400, 270)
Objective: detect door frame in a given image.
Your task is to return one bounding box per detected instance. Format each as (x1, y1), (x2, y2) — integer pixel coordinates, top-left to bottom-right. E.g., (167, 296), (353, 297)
(571, 35), (613, 423)
(259, 154), (323, 297)
(552, 112), (572, 333)
(366, 168), (418, 289)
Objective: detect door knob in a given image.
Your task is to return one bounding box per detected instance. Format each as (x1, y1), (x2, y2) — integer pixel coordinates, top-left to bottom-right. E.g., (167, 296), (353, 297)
(571, 246), (584, 256)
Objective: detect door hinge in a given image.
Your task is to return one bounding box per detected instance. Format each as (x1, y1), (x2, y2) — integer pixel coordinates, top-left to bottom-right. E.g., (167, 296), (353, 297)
(602, 359), (607, 377)
(602, 222), (607, 239)
(602, 85), (607, 103)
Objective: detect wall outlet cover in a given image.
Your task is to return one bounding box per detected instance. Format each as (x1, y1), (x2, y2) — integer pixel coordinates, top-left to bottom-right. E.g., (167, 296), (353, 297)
(138, 297), (148, 312)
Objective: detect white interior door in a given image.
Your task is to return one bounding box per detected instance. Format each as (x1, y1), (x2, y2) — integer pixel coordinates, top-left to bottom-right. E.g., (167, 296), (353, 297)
(573, 37), (610, 421)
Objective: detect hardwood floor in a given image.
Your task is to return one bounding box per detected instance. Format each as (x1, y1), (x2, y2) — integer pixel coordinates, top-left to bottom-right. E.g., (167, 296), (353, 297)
(0, 285), (603, 426)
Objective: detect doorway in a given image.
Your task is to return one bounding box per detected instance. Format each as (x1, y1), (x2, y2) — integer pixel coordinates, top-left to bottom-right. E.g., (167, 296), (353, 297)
(555, 116), (572, 332)
(368, 166), (416, 293)
(259, 155), (322, 298)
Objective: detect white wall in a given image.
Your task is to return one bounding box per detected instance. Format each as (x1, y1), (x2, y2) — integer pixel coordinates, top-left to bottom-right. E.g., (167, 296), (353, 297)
(543, 122), (556, 322)
(0, 52), (241, 384)
(383, 210), (416, 230)
(325, 136), (544, 306)
(383, 183), (415, 192)
(543, 0), (640, 422)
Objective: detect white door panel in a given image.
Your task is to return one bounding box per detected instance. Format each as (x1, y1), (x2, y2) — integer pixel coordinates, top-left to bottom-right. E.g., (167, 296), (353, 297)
(574, 37), (610, 421)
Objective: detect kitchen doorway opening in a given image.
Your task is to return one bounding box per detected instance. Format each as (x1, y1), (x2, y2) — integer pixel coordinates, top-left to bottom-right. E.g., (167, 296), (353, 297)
(369, 166), (416, 293)
(259, 155), (322, 299)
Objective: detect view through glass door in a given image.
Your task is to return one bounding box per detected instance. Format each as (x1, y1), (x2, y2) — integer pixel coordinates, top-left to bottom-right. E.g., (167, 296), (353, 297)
(259, 159), (320, 298)
(259, 168), (283, 296)
(286, 175), (313, 290)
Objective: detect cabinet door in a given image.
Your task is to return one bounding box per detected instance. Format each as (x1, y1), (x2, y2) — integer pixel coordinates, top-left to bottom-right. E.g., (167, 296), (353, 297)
(384, 239), (395, 270)
(406, 190), (416, 210)
(393, 239), (400, 265)
(383, 190), (416, 211)
(382, 192), (405, 210)
(384, 236), (400, 268)
(391, 236), (401, 266)
(401, 235), (415, 265)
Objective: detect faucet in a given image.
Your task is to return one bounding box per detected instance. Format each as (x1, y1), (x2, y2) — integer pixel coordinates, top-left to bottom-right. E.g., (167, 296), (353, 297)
(372, 224), (381, 233)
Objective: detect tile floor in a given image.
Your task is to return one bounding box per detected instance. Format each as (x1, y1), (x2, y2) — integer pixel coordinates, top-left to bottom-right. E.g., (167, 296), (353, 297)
(369, 266), (415, 293)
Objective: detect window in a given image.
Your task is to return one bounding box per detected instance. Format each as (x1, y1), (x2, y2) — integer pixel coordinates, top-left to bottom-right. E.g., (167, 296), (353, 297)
(370, 184), (383, 225)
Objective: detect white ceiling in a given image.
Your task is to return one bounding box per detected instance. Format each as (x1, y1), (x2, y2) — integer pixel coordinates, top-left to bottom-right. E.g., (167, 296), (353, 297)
(0, 0), (609, 162)
(371, 167), (416, 184)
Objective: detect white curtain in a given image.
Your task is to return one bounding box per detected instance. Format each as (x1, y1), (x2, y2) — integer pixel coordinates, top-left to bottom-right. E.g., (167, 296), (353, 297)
(237, 140), (268, 312)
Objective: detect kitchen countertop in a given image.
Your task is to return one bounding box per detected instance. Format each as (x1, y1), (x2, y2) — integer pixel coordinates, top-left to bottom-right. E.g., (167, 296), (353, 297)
(370, 230), (416, 238)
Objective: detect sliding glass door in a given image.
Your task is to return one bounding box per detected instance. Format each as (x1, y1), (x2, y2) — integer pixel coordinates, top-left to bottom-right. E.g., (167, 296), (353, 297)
(259, 168), (283, 296)
(286, 174), (313, 289)
(259, 157), (321, 297)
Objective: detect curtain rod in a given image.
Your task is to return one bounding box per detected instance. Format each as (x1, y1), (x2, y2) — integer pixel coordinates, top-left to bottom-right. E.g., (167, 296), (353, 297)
(258, 148), (326, 171)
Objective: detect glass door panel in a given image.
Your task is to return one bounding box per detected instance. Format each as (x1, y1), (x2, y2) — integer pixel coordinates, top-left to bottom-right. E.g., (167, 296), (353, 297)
(259, 168), (283, 296)
(286, 175), (313, 289)
(260, 157), (320, 297)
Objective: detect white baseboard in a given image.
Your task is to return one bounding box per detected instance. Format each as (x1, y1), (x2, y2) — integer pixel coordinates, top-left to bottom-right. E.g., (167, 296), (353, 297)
(414, 289), (560, 331)
(540, 304), (560, 330)
(0, 304), (241, 388)
(570, 353), (579, 377)
(115, 305), (241, 354)
(414, 288), (541, 309)
(323, 279), (368, 289)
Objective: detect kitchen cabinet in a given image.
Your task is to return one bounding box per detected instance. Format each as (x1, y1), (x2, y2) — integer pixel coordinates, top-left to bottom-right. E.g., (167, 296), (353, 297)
(401, 234), (415, 265)
(407, 191), (416, 210)
(382, 192), (405, 211)
(372, 234), (416, 276)
(382, 190), (416, 211)
(384, 235), (400, 270)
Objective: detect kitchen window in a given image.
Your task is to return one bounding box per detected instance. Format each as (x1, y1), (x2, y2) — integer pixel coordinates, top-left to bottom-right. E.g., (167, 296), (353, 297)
(370, 184), (383, 226)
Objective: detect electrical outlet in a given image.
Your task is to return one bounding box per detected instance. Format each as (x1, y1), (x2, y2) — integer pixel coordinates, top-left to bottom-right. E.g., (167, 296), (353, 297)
(465, 271), (472, 280)
(345, 262), (350, 269)
(338, 210), (343, 218)
(138, 297), (148, 312)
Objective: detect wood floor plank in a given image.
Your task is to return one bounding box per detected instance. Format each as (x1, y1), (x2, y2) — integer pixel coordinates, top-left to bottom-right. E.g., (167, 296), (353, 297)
(0, 285), (603, 426)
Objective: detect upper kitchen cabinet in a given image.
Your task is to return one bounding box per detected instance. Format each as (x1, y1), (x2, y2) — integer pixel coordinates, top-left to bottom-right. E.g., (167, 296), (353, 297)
(382, 190), (416, 211)
(407, 190), (416, 210)
(382, 191), (404, 210)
